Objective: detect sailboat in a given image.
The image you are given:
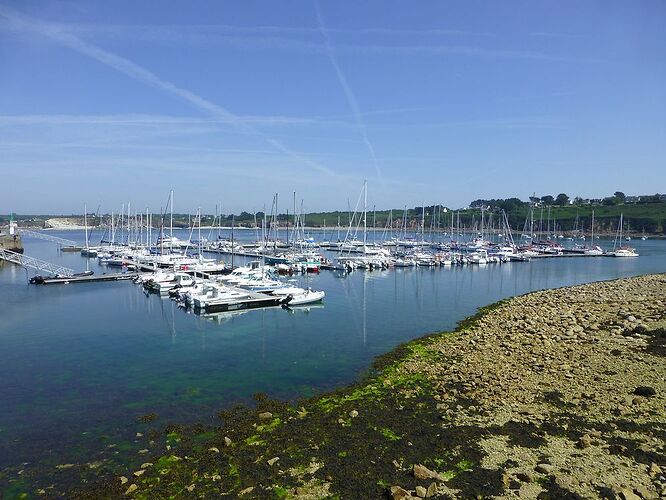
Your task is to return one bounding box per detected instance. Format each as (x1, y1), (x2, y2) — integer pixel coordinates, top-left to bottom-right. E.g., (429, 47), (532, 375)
(583, 210), (603, 255)
(608, 214), (638, 257)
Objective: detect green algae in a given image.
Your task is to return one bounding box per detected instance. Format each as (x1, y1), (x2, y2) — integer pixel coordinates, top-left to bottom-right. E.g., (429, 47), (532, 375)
(67, 296), (518, 498)
(374, 426), (402, 441)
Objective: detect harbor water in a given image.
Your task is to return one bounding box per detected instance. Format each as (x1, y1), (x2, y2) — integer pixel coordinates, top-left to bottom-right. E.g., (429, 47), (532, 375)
(1, 229), (665, 490)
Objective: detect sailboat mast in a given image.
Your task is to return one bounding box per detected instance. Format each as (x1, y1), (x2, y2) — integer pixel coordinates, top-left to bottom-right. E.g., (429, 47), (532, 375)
(198, 207), (202, 260)
(170, 189), (174, 238)
(84, 204), (89, 251)
(363, 180), (368, 248)
(231, 215), (235, 269)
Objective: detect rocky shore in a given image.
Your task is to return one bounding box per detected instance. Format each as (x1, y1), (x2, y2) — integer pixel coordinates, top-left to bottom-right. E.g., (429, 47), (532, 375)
(59, 274), (666, 498)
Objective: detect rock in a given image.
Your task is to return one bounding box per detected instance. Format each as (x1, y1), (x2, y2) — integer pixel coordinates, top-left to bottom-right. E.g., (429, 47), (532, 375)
(426, 482), (438, 497)
(413, 463), (444, 481)
(349, 409), (359, 418)
(627, 315), (637, 322)
(619, 489), (641, 500)
(267, 457), (280, 466)
(185, 484), (195, 492)
(133, 469), (145, 477)
(224, 436), (232, 447)
(648, 462), (662, 476)
(124, 484), (138, 495)
(390, 486), (411, 499)
(239, 486), (255, 496)
(578, 434), (593, 448)
(208, 447), (220, 453)
(415, 485), (427, 498)
(135, 432), (143, 438)
(634, 485), (658, 499)
(515, 471), (534, 483)
(140, 462), (152, 468)
(119, 476), (128, 485)
(258, 412), (273, 420)
(535, 463), (555, 475)
(633, 386), (656, 397)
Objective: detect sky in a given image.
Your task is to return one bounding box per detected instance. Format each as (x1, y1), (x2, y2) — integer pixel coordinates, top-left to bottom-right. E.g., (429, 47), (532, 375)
(0, 0), (665, 215)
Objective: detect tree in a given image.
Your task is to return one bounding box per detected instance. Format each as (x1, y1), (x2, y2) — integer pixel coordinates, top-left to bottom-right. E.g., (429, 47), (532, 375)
(614, 191), (626, 202)
(603, 196), (618, 206)
(554, 193), (569, 206)
(540, 195), (554, 204)
(573, 196), (584, 205)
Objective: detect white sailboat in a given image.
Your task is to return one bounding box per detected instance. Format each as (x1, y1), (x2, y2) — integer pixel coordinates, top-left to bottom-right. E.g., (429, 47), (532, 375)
(608, 213), (638, 257)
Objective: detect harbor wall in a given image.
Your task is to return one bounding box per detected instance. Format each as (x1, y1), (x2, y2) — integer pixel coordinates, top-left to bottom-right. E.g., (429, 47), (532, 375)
(0, 233), (23, 253)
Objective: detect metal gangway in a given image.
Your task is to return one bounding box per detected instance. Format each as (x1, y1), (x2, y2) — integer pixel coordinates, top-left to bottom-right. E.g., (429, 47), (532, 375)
(18, 228), (78, 247)
(0, 248), (76, 277)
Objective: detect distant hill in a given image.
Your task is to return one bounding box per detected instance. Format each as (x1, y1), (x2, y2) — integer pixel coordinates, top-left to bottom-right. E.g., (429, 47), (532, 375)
(4, 197), (666, 236)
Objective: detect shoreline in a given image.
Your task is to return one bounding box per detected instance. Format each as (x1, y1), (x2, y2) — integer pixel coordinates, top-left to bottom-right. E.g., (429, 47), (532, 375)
(11, 274), (666, 498)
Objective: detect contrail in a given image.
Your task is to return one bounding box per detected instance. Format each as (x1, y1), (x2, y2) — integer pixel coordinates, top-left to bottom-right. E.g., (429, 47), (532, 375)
(0, 4), (340, 179)
(314, 1), (383, 184)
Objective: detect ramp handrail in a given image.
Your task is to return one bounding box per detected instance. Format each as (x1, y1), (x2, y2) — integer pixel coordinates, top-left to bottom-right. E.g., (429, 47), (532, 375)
(0, 248), (76, 277)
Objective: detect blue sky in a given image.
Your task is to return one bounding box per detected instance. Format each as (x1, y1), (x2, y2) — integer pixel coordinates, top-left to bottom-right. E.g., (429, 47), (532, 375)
(1, 1), (664, 214)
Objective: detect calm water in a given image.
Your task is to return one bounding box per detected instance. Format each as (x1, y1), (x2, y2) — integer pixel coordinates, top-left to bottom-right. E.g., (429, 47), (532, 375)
(1, 230), (665, 485)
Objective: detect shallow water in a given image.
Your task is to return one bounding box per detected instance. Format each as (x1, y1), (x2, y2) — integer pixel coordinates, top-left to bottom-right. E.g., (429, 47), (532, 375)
(1, 230), (665, 485)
